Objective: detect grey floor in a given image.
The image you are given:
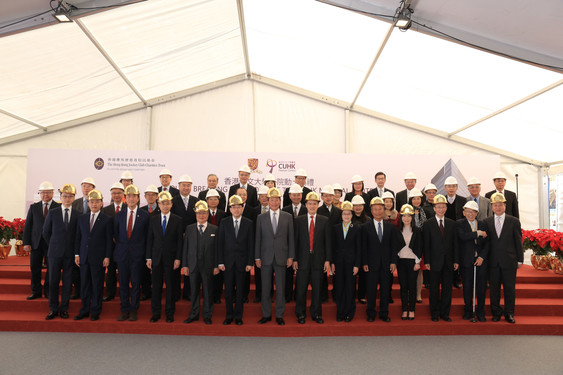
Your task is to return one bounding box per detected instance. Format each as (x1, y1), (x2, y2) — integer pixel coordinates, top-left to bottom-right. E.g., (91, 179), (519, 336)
(2, 333), (561, 375)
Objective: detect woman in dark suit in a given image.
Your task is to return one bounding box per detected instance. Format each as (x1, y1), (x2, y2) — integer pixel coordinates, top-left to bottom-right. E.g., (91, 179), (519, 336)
(409, 188), (428, 302)
(344, 175), (371, 217)
(350, 195), (369, 304)
(396, 204), (423, 320)
(331, 201), (361, 322)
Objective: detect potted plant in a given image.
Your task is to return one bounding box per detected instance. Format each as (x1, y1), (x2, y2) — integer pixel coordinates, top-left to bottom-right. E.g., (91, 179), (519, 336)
(522, 229), (558, 271)
(0, 217), (13, 259)
(12, 218), (26, 256)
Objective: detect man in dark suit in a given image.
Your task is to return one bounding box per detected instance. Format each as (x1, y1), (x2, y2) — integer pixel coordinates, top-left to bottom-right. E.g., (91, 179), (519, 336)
(368, 171), (395, 200)
(251, 185), (272, 303)
(42, 183), (78, 320)
(158, 168), (180, 197)
(74, 190), (113, 321)
(485, 171), (519, 218)
(422, 183), (437, 219)
(146, 191), (183, 323)
(282, 168), (312, 206)
(101, 182), (126, 302)
(466, 177), (492, 221)
(362, 197), (398, 322)
(484, 193), (523, 324)
(294, 192), (332, 324)
(457, 201), (489, 321)
(228, 165), (258, 208)
(171, 174), (198, 301)
(255, 187), (295, 325)
(423, 194), (459, 322)
(139, 184), (161, 302)
(198, 174), (227, 211)
(395, 172), (417, 211)
(182, 201), (219, 325)
(444, 176), (465, 289)
(113, 185), (150, 322)
(217, 195), (254, 325)
(23, 181), (60, 300)
(206, 189), (227, 304)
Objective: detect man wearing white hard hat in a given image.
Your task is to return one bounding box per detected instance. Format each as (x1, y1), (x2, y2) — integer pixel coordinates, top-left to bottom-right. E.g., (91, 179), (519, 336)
(396, 172), (417, 211)
(158, 169), (179, 197)
(228, 165), (258, 208)
(444, 176), (465, 222)
(457, 200), (489, 322)
(422, 183), (438, 219)
(368, 171), (395, 201)
(466, 177), (491, 221)
(23, 182), (60, 300)
(485, 171), (519, 218)
(283, 168), (312, 206)
(198, 174), (226, 211)
(72, 177), (96, 214)
(141, 185), (160, 216)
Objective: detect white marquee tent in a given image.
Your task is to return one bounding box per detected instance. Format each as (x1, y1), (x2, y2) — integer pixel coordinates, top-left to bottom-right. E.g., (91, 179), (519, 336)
(0, 0), (562, 230)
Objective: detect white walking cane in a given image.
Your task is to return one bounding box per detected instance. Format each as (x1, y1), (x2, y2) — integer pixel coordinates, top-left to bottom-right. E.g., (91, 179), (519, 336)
(470, 263), (477, 323)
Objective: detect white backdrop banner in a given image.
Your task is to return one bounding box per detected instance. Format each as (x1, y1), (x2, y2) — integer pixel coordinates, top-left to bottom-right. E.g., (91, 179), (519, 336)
(26, 149), (500, 207)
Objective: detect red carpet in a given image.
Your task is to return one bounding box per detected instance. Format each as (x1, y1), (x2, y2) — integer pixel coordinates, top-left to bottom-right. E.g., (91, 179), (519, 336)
(1, 255), (562, 336)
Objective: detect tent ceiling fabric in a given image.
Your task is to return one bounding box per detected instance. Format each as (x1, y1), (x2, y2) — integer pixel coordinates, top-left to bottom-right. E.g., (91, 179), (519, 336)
(0, 0), (561, 165)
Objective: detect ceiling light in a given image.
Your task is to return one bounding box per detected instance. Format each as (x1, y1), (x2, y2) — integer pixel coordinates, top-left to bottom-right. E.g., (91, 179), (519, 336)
(394, 0), (413, 31)
(52, 1), (72, 23)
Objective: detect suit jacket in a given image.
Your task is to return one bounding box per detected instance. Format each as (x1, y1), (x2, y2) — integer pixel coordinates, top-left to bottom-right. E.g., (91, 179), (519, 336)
(483, 215), (523, 268)
(294, 214), (332, 270)
(158, 186), (180, 197)
(368, 187), (395, 200)
(465, 195), (492, 221)
(102, 202), (126, 218)
(113, 208), (150, 263)
(170, 194), (198, 229)
(42, 206), (79, 258)
(485, 190), (519, 218)
(198, 189), (227, 212)
(140, 204), (161, 217)
(255, 210), (295, 267)
(228, 184), (258, 208)
(282, 204), (307, 219)
(396, 226), (423, 260)
(344, 192), (371, 216)
(182, 222), (218, 274)
(362, 220), (398, 270)
(72, 197), (90, 214)
(456, 219), (489, 268)
(217, 216), (254, 271)
(317, 204), (342, 227)
(75, 211), (113, 266)
(146, 213), (183, 267)
(395, 190), (409, 212)
(423, 217), (459, 271)
(445, 194), (465, 221)
(331, 223), (361, 268)
(23, 200), (61, 249)
(422, 202), (435, 219)
(207, 209), (227, 227)
(283, 186), (312, 207)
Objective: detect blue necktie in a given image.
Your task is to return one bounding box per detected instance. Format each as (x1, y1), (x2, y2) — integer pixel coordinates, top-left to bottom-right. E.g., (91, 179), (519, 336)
(162, 215), (167, 235)
(378, 221), (383, 242)
(83, 199), (88, 213)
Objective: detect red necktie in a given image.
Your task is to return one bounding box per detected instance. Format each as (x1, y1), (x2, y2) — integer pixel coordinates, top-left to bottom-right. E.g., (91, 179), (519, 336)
(163, 187), (167, 191)
(309, 215), (315, 252)
(127, 211), (133, 240)
(149, 206), (153, 213)
(439, 219), (444, 236)
(43, 203), (48, 218)
(116, 205), (120, 213)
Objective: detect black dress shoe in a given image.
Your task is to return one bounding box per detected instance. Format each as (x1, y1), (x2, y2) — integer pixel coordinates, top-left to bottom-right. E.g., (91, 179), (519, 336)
(243, 297), (249, 303)
(416, 299), (423, 303)
(367, 316), (375, 322)
(128, 311), (138, 321)
(477, 315), (486, 322)
(505, 315), (515, 324)
(336, 317), (344, 322)
(440, 316), (452, 322)
(463, 312), (473, 320)
(27, 293), (41, 300)
(74, 313), (89, 320)
(140, 295), (149, 302)
(235, 319), (243, 325)
(454, 282), (462, 289)
(402, 316), (408, 321)
(379, 316), (390, 323)
(276, 318), (285, 326)
(223, 318), (233, 325)
(345, 316), (353, 323)
(103, 296), (114, 302)
(297, 316), (306, 324)
(204, 318), (212, 325)
(389, 298), (394, 304)
(150, 315), (161, 323)
(46, 311), (57, 320)
(184, 316), (199, 323)
(117, 312), (130, 321)
(321, 297), (329, 304)
(213, 298), (221, 304)
(70, 294), (80, 300)
(253, 297), (261, 303)
(258, 317), (271, 324)
(166, 316), (174, 323)
(90, 315), (99, 321)
(431, 316), (439, 322)
(313, 316), (324, 324)
(492, 315), (501, 322)
(59, 311), (69, 319)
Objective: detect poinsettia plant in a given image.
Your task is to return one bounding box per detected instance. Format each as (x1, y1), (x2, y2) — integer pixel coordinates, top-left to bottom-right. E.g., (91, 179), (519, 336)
(11, 218), (26, 242)
(0, 217), (13, 245)
(522, 229), (563, 257)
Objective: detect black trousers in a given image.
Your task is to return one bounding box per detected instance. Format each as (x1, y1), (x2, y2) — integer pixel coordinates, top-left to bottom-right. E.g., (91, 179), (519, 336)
(151, 261), (176, 317)
(357, 267), (367, 300)
(188, 267), (214, 320)
(333, 260), (357, 320)
(116, 257), (143, 312)
(213, 272), (224, 301)
(30, 242), (49, 295)
(140, 263), (152, 298)
(224, 267), (247, 320)
(397, 259), (417, 312)
(47, 256), (72, 312)
(173, 269), (190, 300)
(79, 262), (105, 317)
(429, 266), (453, 318)
(71, 263), (81, 296)
(460, 264), (487, 317)
(366, 266), (390, 318)
(104, 259), (117, 298)
(489, 266), (517, 316)
(295, 255), (323, 319)
(285, 266), (295, 301)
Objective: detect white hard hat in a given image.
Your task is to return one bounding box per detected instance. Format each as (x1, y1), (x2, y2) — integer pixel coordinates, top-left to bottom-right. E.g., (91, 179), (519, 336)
(159, 168), (172, 177)
(404, 172), (417, 180)
(321, 185), (334, 195)
(463, 200), (479, 212)
(110, 182), (125, 191)
(38, 181), (54, 191)
(444, 176), (458, 185)
(381, 191), (394, 200)
(467, 177), (481, 186)
(493, 171), (507, 180)
(264, 173), (276, 182)
(120, 171), (133, 180)
(257, 185), (269, 195)
(178, 174), (193, 183)
(295, 168), (307, 177)
(351, 174), (363, 183)
(424, 183), (437, 192)
(351, 195), (365, 205)
(332, 183), (343, 191)
(288, 183), (303, 194)
(408, 188), (423, 198)
(239, 165), (251, 174)
(144, 184), (158, 194)
(81, 177), (96, 187)
(205, 189), (220, 199)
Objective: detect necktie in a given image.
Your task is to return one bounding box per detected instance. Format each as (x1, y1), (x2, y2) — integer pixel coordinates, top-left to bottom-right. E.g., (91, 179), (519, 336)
(474, 198), (478, 203)
(309, 216), (315, 251)
(439, 219), (444, 236)
(83, 199), (88, 213)
(116, 205), (120, 213)
(127, 211), (133, 240)
(64, 208), (69, 229)
(262, 206), (267, 214)
(378, 221), (383, 242)
(496, 216), (502, 237)
(89, 213), (95, 232)
(272, 212), (277, 235)
(162, 215), (167, 235)
(149, 206), (153, 213)
(43, 203), (48, 218)
(379, 188), (383, 197)
(183, 197), (188, 210)
(448, 196), (453, 204)
(241, 185), (246, 190)
(234, 220), (239, 238)
(163, 187), (167, 191)
(199, 224), (204, 236)
(294, 206), (298, 218)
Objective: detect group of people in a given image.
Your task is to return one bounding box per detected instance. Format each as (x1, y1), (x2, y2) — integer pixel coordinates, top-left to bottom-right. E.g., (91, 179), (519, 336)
(23, 166), (523, 326)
